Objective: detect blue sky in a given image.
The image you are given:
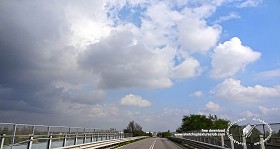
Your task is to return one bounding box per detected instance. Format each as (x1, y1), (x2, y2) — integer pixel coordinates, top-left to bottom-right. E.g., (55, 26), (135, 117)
(0, 0), (280, 131)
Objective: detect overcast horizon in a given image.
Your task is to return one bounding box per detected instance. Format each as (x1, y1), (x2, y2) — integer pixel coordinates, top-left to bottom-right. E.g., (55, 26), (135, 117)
(0, 0), (280, 132)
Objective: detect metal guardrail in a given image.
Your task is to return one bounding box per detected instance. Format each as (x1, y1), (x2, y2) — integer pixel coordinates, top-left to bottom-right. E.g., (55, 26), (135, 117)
(0, 122), (132, 149)
(228, 122), (280, 147)
(174, 122), (280, 149)
(169, 137), (230, 149)
(56, 136), (146, 149)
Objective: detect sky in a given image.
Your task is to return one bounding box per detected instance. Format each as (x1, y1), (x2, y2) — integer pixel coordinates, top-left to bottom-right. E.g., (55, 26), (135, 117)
(0, 0), (280, 132)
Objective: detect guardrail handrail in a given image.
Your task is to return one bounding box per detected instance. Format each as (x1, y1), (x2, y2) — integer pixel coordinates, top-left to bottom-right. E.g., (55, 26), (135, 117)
(0, 122), (132, 149)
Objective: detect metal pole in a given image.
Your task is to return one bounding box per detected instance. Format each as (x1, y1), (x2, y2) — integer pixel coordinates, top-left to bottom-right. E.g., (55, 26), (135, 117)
(46, 135), (52, 149)
(221, 135), (224, 147)
(242, 136), (247, 149)
(262, 124), (266, 138)
(239, 126), (242, 142)
(27, 136), (33, 149)
(63, 134), (67, 147)
(47, 127), (50, 136)
(0, 134), (5, 149)
(11, 124), (17, 149)
(74, 134), (77, 145)
(83, 134), (86, 143)
(32, 126), (35, 135)
(260, 135), (265, 149)
(230, 138), (234, 149)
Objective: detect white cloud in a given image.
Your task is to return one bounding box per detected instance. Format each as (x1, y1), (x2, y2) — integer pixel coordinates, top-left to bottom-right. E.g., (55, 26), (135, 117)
(241, 110), (259, 118)
(238, 0), (263, 8)
(212, 78), (280, 103)
(256, 69), (280, 79)
(2, 0), (273, 131)
(78, 30), (174, 89)
(140, 1), (183, 49)
(120, 94), (151, 107)
(178, 18), (221, 53)
(258, 106), (280, 116)
(191, 91), (203, 97)
(172, 57), (201, 79)
(214, 12), (241, 23)
(204, 101), (221, 112)
(210, 37), (261, 78)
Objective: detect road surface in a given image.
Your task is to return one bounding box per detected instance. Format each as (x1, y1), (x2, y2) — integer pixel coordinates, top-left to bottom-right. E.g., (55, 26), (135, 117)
(119, 137), (182, 149)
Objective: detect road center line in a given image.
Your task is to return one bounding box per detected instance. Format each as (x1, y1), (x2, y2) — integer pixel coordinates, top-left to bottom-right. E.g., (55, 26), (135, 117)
(149, 139), (157, 149)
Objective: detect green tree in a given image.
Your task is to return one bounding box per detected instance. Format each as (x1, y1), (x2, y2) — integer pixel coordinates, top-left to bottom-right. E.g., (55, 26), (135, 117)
(123, 121), (147, 136)
(161, 130), (172, 138)
(176, 114), (229, 132)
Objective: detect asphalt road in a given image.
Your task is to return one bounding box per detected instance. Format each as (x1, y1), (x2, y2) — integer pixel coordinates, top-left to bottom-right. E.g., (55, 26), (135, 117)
(119, 137), (182, 149)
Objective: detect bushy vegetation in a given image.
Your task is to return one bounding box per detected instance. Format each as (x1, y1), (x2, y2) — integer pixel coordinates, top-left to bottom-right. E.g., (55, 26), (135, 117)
(157, 130), (172, 138)
(123, 121), (151, 137)
(176, 114), (229, 132)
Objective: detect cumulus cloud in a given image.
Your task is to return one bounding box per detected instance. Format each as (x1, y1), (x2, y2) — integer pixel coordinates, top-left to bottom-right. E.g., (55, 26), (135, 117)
(204, 101), (221, 112)
(191, 91), (203, 97)
(210, 37), (261, 78)
(1, 0), (267, 130)
(198, 101), (222, 115)
(0, 0), (110, 114)
(78, 30), (174, 89)
(120, 94), (151, 107)
(241, 110), (259, 118)
(178, 18), (221, 53)
(212, 78), (280, 103)
(172, 57), (201, 79)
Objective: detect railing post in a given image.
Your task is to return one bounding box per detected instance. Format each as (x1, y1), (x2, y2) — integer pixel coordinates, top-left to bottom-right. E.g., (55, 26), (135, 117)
(96, 133), (98, 141)
(230, 138), (234, 149)
(83, 134), (86, 143)
(91, 134), (93, 142)
(32, 126), (35, 135)
(74, 134), (77, 145)
(47, 135), (52, 149)
(12, 124), (17, 148)
(221, 135), (224, 147)
(27, 135), (33, 149)
(260, 135), (265, 149)
(63, 134), (67, 147)
(262, 124), (266, 138)
(47, 127), (50, 136)
(242, 135), (247, 149)
(0, 134), (5, 149)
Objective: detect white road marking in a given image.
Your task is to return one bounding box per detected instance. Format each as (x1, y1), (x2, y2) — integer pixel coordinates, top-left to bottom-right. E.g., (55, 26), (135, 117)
(149, 138), (157, 149)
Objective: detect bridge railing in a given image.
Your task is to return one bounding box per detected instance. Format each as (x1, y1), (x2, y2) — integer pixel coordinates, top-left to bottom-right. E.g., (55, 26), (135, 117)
(174, 122), (280, 149)
(0, 122), (132, 149)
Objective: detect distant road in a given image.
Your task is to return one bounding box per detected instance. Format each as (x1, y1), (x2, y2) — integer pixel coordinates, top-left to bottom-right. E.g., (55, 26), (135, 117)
(119, 137), (182, 149)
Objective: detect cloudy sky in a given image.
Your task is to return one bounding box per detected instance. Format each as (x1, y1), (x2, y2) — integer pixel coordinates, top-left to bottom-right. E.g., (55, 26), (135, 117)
(0, 0), (279, 131)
